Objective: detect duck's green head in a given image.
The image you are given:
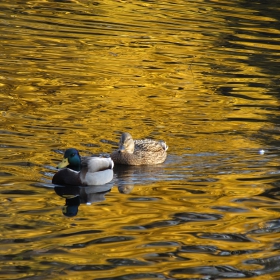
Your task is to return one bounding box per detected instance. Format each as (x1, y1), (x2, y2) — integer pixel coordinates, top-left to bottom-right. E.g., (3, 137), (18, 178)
(57, 148), (81, 171)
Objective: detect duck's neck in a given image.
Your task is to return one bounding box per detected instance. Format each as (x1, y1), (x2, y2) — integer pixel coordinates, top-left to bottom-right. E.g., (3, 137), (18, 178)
(67, 156), (82, 172)
(68, 163), (81, 171)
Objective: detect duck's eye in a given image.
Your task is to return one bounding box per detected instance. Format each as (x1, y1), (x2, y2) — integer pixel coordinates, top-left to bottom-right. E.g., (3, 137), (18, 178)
(70, 153), (76, 157)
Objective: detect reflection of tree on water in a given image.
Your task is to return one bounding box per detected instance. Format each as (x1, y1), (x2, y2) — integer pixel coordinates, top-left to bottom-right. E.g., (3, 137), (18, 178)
(54, 184), (113, 217)
(237, 184), (280, 277)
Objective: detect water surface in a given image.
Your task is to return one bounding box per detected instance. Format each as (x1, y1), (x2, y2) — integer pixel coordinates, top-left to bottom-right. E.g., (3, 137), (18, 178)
(1, 0), (280, 279)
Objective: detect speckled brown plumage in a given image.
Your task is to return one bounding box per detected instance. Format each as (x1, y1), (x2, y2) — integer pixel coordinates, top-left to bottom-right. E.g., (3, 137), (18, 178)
(110, 132), (168, 165)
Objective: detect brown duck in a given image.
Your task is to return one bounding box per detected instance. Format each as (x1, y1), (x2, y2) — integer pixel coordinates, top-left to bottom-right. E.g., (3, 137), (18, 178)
(110, 132), (168, 165)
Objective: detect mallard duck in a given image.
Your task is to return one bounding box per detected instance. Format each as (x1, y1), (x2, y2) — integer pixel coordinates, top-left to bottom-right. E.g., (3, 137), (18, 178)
(110, 132), (168, 165)
(52, 148), (114, 186)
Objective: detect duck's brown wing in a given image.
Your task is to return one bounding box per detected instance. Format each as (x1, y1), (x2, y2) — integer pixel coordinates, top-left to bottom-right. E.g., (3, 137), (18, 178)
(134, 139), (167, 153)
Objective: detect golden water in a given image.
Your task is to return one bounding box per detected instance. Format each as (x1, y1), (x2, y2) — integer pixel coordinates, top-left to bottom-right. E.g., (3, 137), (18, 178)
(1, 0), (280, 279)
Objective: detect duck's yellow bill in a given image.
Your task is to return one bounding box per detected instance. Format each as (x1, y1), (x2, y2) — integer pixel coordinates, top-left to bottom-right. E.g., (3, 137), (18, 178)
(57, 158), (69, 169)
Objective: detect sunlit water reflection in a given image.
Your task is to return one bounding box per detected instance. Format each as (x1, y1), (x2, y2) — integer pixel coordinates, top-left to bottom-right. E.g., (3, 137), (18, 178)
(1, 0), (280, 279)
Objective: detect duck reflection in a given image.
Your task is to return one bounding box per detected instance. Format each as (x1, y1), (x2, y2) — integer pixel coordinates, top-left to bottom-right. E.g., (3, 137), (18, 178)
(54, 183), (113, 217)
(54, 161), (167, 217)
(118, 184), (134, 194)
(114, 163), (166, 194)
